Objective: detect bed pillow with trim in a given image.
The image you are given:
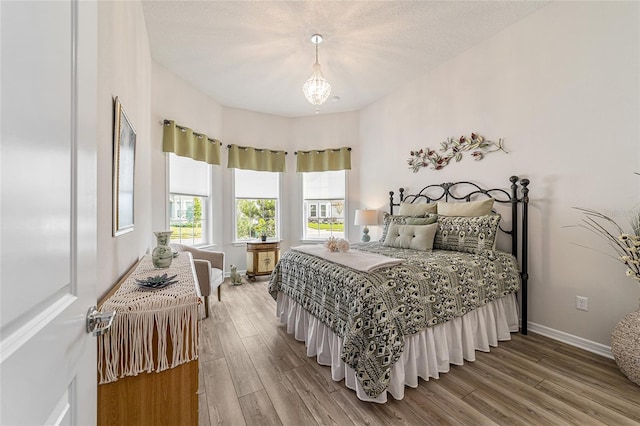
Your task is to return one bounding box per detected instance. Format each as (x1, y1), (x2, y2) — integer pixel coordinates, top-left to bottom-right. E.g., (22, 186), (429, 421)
(379, 213), (434, 242)
(437, 198), (494, 217)
(433, 214), (501, 254)
(383, 223), (438, 251)
(398, 202), (437, 216)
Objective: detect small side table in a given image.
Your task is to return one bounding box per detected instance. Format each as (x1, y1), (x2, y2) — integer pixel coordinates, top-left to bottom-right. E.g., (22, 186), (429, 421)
(246, 240), (280, 282)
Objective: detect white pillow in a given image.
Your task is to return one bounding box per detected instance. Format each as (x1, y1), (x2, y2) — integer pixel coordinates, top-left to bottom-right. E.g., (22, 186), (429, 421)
(383, 223), (437, 251)
(437, 198), (494, 217)
(398, 202), (437, 216)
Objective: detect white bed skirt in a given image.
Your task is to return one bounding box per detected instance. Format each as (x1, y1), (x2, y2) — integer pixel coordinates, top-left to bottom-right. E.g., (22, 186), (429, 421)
(276, 292), (520, 403)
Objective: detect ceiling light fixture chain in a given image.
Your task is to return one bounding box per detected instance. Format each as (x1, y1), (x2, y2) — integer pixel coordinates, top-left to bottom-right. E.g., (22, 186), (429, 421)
(303, 33), (332, 108)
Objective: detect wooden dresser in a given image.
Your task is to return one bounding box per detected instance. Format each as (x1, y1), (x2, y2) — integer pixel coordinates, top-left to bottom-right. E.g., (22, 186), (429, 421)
(246, 240), (280, 281)
(97, 253), (200, 426)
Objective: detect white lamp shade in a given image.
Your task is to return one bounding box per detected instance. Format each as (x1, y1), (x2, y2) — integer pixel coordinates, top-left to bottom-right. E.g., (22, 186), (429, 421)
(354, 209), (378, 226)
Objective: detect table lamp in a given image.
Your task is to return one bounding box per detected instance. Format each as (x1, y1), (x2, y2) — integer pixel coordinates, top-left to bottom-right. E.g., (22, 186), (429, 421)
(354, 209), (378, 242)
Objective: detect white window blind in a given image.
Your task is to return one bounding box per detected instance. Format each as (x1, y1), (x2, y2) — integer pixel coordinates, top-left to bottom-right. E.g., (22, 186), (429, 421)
(169, 153), (209, 196)
(302, 170), (345, 199)
(235, 169), (279, 198)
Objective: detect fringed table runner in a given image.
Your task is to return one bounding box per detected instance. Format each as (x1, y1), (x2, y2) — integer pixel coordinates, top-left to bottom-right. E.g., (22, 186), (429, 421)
(97, 253), (200, 384)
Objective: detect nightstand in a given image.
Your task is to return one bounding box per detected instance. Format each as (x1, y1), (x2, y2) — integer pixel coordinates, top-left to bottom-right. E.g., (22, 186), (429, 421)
(246, 240), (280, 281)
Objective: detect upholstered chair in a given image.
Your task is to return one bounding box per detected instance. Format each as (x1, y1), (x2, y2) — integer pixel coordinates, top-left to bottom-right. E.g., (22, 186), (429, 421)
(170, 243), (224, 318)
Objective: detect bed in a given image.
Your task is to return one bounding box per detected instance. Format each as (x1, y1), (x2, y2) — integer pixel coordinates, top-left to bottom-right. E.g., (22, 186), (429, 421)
(268, 176), (530, 403)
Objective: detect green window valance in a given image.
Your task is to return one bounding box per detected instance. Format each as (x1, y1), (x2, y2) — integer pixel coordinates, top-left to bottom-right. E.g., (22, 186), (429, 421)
(296, 147), (351, 172)
(227, 144), (286, 173)
(162, 120), (221, 165)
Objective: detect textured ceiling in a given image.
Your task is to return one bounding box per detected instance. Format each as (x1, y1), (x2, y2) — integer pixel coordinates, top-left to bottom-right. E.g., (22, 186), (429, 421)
(142, 1), (548, 118)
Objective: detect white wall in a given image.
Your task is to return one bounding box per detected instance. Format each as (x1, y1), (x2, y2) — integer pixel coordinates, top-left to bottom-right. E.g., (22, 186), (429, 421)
(96, 1), (152, 298)
(359, 2), (640, 346)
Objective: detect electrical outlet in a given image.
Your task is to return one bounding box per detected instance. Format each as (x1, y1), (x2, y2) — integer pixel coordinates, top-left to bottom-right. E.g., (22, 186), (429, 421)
(576, 296), (589, 311)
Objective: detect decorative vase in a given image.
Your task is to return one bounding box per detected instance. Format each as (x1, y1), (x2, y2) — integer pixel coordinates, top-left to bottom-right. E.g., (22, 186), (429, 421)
(611, 302), (640, 386)
(260, 234), (267, 242)
(152, 231), (173, 269)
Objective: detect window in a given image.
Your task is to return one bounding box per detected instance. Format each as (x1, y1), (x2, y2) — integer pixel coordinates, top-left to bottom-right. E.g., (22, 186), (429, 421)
(234, 169), (279, 241)
(302, 170), (346, 240)
(168, 153), (209, 246)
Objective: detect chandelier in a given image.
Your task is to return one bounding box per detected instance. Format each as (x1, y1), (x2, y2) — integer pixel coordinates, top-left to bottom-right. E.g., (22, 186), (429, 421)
(303, 34), (332, 106)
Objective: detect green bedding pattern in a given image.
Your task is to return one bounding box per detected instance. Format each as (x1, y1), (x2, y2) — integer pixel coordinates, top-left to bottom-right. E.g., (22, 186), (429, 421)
(268, 242), (521, 397)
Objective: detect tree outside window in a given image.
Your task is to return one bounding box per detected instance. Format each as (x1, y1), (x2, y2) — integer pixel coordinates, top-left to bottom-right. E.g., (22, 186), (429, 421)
(236, 199), (276, 239)
(234, 169), (280, 241)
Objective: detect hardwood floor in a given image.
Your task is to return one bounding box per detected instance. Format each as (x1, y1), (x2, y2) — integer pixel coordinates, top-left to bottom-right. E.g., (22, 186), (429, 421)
(198, 278), (640, 425)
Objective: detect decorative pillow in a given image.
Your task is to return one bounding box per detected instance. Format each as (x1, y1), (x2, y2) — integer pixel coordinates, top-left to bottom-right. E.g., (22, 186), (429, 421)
(398, 202), (437, 216)
(433, 214), (501, 254)
(437, 198), (494, 217)
(405, 216), (438, 226)
(379, 213), (430, 242)
(383, 223), (437, 251)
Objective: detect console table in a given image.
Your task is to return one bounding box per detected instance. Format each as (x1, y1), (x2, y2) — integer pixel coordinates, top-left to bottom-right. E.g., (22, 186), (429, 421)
(246, 240), (280, 281)
(97, 253), (200, 426)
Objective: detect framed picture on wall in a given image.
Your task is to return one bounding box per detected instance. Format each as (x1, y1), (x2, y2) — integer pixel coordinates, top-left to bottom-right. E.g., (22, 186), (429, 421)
(113, 96), (136, 236)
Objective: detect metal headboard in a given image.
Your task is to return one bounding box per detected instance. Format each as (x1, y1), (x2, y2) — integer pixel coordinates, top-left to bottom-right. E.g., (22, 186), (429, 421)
(389, 175), (530, 334)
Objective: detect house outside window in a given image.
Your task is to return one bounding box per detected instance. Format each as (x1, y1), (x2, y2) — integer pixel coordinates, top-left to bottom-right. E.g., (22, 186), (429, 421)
(168, 153), (210, 246)
(302, 170), (346, 240)
(234, 169), (279, 241)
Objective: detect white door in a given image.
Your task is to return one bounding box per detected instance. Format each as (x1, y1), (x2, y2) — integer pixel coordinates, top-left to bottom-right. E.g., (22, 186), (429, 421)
(1, 0), (98, 424)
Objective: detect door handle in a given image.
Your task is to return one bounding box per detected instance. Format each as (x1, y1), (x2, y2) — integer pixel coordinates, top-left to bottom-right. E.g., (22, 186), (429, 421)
(86, 305), (116, 337)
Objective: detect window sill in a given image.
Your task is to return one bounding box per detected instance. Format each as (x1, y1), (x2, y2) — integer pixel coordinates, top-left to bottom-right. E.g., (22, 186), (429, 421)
(299, 239), (330, 245)
(172, 243), (217, 250)
(232, 239), (282, 247)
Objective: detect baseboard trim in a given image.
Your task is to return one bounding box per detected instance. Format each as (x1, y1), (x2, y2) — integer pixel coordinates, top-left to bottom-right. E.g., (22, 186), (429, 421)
(224, 270), (247, 278)
(527, 322), (613, 360)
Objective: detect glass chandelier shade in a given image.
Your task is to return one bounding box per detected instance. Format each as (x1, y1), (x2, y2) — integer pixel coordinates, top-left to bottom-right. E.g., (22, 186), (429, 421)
(303, 34), (332, 106)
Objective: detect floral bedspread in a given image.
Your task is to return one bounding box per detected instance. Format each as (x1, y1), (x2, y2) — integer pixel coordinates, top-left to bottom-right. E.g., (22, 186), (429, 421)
(267, 242), (521, 397)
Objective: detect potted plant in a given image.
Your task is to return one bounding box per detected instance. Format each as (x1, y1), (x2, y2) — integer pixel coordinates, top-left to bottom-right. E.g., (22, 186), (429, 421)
(254, 218), (269, 242)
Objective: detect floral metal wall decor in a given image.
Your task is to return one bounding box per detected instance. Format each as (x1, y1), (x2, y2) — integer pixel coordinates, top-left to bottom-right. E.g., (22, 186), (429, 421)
(407, 133), (508, 172)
